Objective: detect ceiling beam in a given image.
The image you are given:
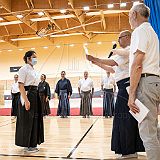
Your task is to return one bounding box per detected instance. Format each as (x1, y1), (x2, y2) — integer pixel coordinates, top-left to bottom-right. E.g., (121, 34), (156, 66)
(29, 0), (34, 9)
(0, 1), (19, 46)
(65, 18), (69, 28)
(25, 0), (34, 9)
(100, 10), (106, 30)
(46, 20), (101, 36)
(48, 0), (52, 8)
(44, 11), (61, 30)
(0, 35), (18, 47)
(68, 0), (85, 26)
(0, 13), (131, 36)
(10, 0), (144, 12)
(18, 24), (24, 34)
(68, 0), (73, 8)
(0, 0), (11, 12)
(14, 13), (37, 31)
(95, 0), (98, 8)
(68, 0), (91, 38)
(4, 25), (9, 35)
(0, 10), (54, 44)
(0, 11), (130, 36)
(16, 15), (54, 43)
(25, 0), (31, 9)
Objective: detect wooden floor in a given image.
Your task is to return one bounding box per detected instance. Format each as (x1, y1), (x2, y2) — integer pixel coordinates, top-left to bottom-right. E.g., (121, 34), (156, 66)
(0, 116), (147, 160)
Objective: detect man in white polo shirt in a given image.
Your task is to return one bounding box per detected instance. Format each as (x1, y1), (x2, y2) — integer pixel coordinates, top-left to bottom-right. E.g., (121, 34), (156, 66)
(87, 30), (145, 158)
(128, 3), (160, 160)
(101, 72), (115, 118)
(78, 71), (94, 118)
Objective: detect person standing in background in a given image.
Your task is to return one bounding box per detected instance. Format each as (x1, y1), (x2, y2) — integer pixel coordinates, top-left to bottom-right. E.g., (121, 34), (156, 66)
(78, 71), (94, 118)
(55, 71), (72, 118)
(101, 72), (115, 118)
(38, 74), (51, 117)
(11, 74), (20, 119)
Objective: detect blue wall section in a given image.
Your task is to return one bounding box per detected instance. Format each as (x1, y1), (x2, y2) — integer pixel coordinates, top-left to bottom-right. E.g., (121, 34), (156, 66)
(144, 0), (160, 40)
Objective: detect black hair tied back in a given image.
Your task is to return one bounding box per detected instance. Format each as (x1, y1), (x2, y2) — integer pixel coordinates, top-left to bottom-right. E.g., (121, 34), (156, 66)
(42, 74), (46, 79)
(23, 50), (36, 63)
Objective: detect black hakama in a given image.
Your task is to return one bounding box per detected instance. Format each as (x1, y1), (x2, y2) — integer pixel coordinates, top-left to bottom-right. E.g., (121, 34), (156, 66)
(80, 90), (93, 116)
(15, 86), (44, 147)
(111, 77), (145, 155)
(55, 78), (72, 117)
(38, 81), (51, 116)
(103, 88), (114, 117)
(11, 92), (20, 116)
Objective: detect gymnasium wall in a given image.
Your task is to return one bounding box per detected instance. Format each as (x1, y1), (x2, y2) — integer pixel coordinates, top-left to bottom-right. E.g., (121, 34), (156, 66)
(0, 34), (118, 90)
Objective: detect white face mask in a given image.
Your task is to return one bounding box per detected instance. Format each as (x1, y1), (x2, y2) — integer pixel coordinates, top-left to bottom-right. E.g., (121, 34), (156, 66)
(31, 58), (37, 66)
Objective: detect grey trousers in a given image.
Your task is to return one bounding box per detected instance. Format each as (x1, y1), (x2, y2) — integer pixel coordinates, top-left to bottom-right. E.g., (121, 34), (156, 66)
(137, 76), (160, 160)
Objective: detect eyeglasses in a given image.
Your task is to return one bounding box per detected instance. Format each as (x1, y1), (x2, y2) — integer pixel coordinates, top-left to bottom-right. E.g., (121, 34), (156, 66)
(14, 77), (18, 78)
(118, 35), (128, 39)
(61, 74), (65, 75)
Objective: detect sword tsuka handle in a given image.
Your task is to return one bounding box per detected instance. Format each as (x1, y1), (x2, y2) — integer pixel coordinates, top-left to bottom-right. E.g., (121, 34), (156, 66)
(83, 46), (89, 55)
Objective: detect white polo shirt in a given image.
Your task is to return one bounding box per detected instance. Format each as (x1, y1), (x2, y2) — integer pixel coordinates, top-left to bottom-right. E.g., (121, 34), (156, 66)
(111, 46), (130, 82)
(18, 64), (40, 86)
(11, 82), (19, 93)
(130, 22), (160, 75)
(78, 78), (94, 92)
(101, 76), (115, 89)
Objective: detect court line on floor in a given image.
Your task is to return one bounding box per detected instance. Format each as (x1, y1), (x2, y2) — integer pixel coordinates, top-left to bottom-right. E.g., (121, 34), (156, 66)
(0, 154), (113, 160)
(0, 120), (16, 127)
(0, 117), (106, 160)
(0, 119), (13, 124)
(67, 117), (100, 158)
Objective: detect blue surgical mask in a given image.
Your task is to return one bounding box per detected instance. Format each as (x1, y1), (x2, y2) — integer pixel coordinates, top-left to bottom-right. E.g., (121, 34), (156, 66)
(31, 58), (37, 66)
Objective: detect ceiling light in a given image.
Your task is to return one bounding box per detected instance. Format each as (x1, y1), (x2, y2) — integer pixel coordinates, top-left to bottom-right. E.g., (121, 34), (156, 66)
(0, 40), (5, 42)
(30, 14), (75, 22)
(60, 9), (66, 14)
(108, 4), (114, 9)
(8, 49), (12, 52)
(38, 12), (44, 16)
(19, 48), (24, 51)
(83, 6), (90, 11)
(97, 42), (102, 45)
(56, 45), (61, 48)
(31, 48), (35, 50)
(16, 14), (23, 19)
(86, 10), (128, 16)
(120, 3), (127, 7)
(133, 1), (140, 6)
(93, 31), (107, 34)
(50, 33), (84, 38)
(0, 17), (3, 21)
(0, 20), (22, 26)
(43, 46), (48, 49)
(50, 34), (69, 38)
(69, 44), (74, 47)
(11, 37), (41, 41)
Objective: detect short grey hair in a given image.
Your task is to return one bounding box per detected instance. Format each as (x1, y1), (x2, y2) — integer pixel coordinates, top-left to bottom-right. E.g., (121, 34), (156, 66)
(132, 3), (150, 19)
(120, 30), (131, 37)
(84, 71), (88, 74)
